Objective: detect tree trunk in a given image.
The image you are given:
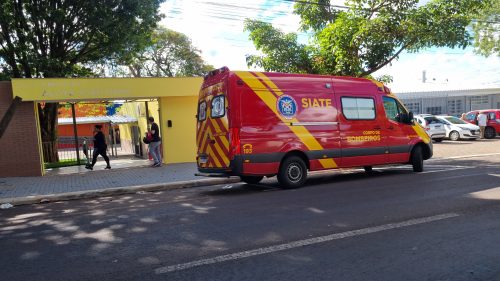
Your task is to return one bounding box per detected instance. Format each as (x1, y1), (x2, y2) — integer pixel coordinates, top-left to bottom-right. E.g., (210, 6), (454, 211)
(39, 103), (60, 163)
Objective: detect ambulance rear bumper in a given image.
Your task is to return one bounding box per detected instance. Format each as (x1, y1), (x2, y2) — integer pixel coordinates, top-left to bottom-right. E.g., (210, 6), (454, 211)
(196, 157), (243, 177)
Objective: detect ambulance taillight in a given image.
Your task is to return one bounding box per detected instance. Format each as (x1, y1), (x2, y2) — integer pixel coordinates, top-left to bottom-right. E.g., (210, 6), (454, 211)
(229, 127), (241, 158)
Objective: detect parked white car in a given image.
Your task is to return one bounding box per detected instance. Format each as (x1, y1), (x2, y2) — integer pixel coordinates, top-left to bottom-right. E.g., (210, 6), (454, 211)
(414, 114), (447, 142)
(436, 115), (480, 141)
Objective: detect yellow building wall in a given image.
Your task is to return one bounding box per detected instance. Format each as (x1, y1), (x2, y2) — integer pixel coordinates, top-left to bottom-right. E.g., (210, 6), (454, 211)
(160, 96), (198, 164)
(117, 101), (160, 158)
(10, 76), (203, 165)
(12, 77), (203, 101)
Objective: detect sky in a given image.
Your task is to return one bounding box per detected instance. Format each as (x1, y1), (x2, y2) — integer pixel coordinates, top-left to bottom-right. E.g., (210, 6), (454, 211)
(160, 0), (500, 93)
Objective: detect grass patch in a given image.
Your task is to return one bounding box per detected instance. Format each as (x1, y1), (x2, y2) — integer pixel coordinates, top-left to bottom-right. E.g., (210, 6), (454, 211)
(45, 159), (88, 169)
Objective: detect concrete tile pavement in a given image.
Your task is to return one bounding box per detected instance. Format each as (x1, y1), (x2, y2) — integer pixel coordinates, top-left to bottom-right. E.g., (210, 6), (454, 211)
(0, 162), (239, 206)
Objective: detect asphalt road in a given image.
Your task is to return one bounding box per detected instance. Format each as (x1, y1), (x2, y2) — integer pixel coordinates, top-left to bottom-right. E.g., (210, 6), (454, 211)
(1, 153), (500, 281)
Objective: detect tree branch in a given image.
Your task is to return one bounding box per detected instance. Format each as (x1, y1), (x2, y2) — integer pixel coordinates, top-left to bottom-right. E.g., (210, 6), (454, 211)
(360, 43), (408, 77)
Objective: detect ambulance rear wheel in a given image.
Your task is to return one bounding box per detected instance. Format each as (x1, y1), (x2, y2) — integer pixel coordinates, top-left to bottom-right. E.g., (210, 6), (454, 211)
(278, 156), (307, 189)
(411, 145), (424, 172)
(240, 176), (264, 185)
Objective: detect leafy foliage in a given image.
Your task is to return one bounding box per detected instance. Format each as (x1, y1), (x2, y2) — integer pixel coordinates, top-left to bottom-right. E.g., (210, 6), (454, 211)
(245, 0), (488, 77)
(123, 27), (213, 77)
(473, 0), (500, 57)
(0, 0), (164, 78)
(244, 20), (314, 74)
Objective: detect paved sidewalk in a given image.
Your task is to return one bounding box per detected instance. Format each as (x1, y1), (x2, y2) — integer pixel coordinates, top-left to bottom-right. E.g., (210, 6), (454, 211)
(0, 162), (239, 206)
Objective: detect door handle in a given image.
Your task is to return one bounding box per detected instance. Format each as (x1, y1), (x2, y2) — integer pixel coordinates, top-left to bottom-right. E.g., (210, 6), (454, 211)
(388, 125), (394, 130)
(374, 126), (381, 130)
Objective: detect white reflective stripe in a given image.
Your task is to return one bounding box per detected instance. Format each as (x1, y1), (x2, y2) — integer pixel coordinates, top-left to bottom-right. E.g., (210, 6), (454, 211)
(154, 213), (459, 274)
(290, 122), (338, 126)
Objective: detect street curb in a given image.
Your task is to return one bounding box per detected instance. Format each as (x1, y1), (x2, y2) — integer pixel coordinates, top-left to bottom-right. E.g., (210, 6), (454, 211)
(0, 177), (241, 207)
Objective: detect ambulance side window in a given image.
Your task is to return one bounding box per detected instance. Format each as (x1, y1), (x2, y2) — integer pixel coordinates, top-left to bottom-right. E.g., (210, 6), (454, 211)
(198, 101), (207, 121)
(383, 96), (408, 123)
(341, 97), (376, 120)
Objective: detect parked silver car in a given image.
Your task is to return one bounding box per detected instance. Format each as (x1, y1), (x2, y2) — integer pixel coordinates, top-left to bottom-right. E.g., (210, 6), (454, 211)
(414, 114), (447, 142)
(436, 115), (480, 141)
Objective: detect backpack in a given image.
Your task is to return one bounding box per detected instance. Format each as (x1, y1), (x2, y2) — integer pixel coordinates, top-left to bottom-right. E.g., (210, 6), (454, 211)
(143, 132), (153, 144)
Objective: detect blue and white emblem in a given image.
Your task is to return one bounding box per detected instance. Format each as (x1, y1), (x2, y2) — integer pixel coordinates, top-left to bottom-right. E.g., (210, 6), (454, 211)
(277, 95), (297, 119)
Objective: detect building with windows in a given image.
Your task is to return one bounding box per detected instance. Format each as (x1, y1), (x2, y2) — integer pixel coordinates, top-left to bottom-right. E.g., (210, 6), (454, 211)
(396, 88), (500, 116)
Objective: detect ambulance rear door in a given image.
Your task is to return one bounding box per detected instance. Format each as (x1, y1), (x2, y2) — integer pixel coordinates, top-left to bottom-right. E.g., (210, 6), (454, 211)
(196, 71), (231, 171)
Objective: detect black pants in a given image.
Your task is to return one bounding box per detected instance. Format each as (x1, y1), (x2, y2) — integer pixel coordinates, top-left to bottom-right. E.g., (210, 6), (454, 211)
(91, 147), (110, 167)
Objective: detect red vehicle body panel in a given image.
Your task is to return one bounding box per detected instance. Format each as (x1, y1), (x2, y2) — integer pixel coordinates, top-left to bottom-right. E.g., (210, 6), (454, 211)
(464, 109), (500, 138)
(196, 67), (432, 178)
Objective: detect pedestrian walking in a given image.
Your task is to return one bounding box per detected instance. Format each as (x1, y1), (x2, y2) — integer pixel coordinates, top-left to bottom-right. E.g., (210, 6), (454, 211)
(82, 137), (90, 166)
(148, 117), (162, 167)
(477, 112), (487, 139)
(86, 125), (111, 170)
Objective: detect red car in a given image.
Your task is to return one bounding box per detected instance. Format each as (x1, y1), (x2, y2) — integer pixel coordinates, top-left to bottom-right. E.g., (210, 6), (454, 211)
(195, 67), (432, 188)
(464, 109), (500, 139)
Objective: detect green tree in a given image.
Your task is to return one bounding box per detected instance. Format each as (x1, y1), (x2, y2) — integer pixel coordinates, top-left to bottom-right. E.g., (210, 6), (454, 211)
(0, 0), (164, 162)
(245, 0), (488, 77)
(125, 27), (213, 77)
(473, 0), (499, 56)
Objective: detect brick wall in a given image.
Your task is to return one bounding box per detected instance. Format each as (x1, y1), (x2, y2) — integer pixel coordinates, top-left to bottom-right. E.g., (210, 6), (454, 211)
(0, 81), (42, 177)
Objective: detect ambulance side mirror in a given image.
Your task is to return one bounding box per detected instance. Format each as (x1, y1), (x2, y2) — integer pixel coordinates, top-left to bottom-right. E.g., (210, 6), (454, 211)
(408, 112), (414, 124)
(398, 112), (414, 125)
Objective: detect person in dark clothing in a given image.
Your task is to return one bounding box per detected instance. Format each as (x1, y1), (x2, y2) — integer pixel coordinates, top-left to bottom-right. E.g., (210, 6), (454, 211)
(86, 125), (111, 170)
(148, 117), (162, 167)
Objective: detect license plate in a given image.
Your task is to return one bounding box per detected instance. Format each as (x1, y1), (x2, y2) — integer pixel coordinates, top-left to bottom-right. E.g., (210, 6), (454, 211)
(435, 125), (441, 128)
(199, 156), (208, 164)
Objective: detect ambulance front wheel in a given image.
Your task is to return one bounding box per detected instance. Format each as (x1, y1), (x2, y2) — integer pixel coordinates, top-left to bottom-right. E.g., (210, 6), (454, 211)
(240, 176), (264, 185)
(411, 145), (424, 172)
(278, 156), (307, 189)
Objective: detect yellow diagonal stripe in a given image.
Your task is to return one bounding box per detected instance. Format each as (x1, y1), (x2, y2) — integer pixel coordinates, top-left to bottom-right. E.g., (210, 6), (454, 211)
(412, 125), (431, 144)
(252, 72), (284, 96)
(235, 71), (337, 169)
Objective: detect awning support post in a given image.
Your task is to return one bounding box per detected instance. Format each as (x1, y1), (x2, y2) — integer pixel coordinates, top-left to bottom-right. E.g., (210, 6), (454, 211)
(71, 103), (81, 164)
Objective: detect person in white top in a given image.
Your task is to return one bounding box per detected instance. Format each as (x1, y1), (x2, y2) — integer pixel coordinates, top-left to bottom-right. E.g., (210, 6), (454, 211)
(477, 112), (488, 139)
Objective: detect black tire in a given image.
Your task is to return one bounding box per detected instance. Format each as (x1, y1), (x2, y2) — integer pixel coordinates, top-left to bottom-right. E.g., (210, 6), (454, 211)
(240, 176), (264, 185)
(434, 138), (443, 143)
(449, 131), (460, 141)
(411, 145), (424, 172)
(364, 166), (373, 173)
(277, 156), (307, 189)
(484, 127), (496, 139)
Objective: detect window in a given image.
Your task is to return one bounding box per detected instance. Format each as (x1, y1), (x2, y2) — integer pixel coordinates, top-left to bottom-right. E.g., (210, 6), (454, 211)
(488, 112), (496, 120)
(383, 96), (408, 122)
(424, 116), (443, 124)
(426, 107), (442, 115)
(447, 100), (463, 116)
(471, 96), (489, 110)
(465, 112), (476, 121)
(197, 101), (207, 121)
(341, 97), (376, 120)
(211, 95), (225, 118)
(405, 102), (421, 114)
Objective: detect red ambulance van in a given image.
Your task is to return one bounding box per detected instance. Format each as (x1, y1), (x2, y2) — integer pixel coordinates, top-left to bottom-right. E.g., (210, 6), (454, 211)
(196, 67), (432, 188)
